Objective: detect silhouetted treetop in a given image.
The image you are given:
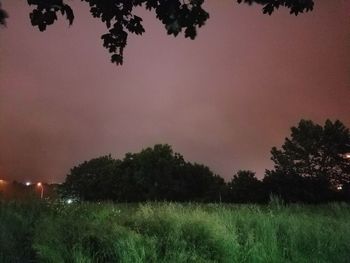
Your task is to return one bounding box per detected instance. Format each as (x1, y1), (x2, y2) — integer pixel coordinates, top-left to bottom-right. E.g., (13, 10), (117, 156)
(1, 0), (315, 65)
(62, 144), (225, 202)
(268, 119), (350, 186)
(0, 2), (7, 26)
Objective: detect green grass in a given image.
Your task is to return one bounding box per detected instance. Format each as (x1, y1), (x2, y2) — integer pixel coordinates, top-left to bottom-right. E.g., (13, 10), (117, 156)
(0, 200), (350, 263)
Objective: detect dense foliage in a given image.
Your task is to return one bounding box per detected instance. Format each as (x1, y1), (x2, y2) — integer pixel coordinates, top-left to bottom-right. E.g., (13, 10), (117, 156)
(0, 0), (314, 65)
(265, 119), (350, 202)
(227, 170), (265, 203)
(62, 144), (225, 202)
(1, 201), (350, 263)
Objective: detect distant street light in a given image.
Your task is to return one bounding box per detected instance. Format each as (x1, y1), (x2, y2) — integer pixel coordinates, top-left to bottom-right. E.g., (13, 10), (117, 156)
(25, 182), (31, 186)
(0, 180), (6, 189)
(37, 182), (44, 199)
(346, 153), (350, 159)
(0, 180), (6, 193)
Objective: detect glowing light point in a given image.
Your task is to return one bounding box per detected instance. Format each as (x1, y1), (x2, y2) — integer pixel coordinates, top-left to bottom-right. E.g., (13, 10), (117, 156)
(337, 185), (343, 191)
(25, 182), (31, 186)
(67, 199), (73, 204)
(345, 153), (350, 159)
(37, 182), (44, 199)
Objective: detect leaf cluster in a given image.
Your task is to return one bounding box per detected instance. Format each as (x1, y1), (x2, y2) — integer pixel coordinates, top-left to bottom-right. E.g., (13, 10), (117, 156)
(0, 0), (315, 65)
(238, 0), (314, 15)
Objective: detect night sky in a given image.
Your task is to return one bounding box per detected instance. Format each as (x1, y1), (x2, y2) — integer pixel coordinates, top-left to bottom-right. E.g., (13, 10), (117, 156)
(0, 0), (349, 183)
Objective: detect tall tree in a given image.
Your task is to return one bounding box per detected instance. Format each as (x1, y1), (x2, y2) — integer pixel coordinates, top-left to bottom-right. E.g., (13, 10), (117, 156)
(267, 119), (350, 188)
(0, 0), (314, 65)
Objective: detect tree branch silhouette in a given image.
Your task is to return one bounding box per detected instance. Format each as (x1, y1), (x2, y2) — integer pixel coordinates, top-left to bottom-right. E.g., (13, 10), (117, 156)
(0, 0), (314, 65)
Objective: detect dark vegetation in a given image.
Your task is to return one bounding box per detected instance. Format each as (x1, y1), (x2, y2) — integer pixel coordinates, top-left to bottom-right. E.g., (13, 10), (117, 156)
(1, 201), (350, 263)
(62, 144), (226, 202)
(0, 0), (315, 65)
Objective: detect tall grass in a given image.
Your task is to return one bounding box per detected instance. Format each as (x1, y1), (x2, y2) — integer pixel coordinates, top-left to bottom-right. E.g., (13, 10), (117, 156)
(0, 200), (49, 262)
(0, 201), (349, 262)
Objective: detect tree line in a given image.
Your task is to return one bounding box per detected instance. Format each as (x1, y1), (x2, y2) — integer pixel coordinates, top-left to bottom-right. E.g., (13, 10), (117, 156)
(60, 119), (350, 203)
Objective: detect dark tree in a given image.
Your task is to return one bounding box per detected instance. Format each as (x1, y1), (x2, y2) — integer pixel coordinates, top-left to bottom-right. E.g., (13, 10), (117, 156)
(181, 162), (226, 202)
(265, 119), (350, 202)
(228, 170), (265, 203)
(63, 155), (119, 201)
(0, 0), (314, 65)
(114, 144), (226, 202)
(61, 144), (226, 202)
(115, 144), (188, 202)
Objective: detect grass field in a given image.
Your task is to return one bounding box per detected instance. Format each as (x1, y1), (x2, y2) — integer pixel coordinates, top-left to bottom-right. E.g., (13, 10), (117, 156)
(1, 200), (350, 263)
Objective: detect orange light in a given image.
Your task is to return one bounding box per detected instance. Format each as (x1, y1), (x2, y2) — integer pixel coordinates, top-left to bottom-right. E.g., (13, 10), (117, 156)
(37, 182), (42, 187)
(346, 153), (350, 159)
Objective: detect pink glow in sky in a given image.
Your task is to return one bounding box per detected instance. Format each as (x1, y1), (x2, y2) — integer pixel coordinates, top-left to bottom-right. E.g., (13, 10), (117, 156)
(0, 0), (349, 183)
